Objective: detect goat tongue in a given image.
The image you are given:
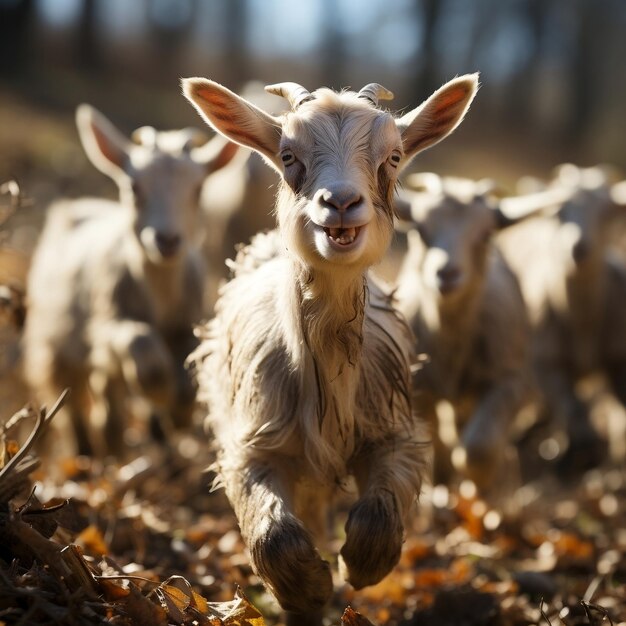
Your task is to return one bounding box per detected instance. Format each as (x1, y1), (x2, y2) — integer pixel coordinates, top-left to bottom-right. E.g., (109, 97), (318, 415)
(328, 227), (357, 245)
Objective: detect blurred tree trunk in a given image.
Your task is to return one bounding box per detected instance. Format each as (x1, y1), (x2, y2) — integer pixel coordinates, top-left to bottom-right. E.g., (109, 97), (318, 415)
(76, 0), (103, 72)
(505, 0), (546, 128)
(407, 0), (442, 102)
(319, 0), (345, 90)
(0, 0), (35, 78)
(146, 0), (198, 82)
(223, 0), (249, 90)
(565, 0), (606, 153)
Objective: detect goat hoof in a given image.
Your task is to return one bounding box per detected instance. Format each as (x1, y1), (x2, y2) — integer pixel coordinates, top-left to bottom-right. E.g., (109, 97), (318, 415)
(340, 493), (403, 589)
(251, 515), (332, 612)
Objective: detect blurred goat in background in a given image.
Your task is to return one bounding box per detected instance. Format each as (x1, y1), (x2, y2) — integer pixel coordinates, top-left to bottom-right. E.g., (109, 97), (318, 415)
(23, 106), (238, 457)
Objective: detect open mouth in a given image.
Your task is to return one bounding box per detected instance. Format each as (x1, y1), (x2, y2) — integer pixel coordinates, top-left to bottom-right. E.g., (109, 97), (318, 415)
(323, 226), (362, 246)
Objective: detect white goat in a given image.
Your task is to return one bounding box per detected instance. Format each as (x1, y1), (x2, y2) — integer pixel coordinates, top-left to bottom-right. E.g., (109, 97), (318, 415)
(183, 75), (478, 623)
(499, 164), (626, 471)
(393, 174), (551, 491)
(23, 105), (238, 457)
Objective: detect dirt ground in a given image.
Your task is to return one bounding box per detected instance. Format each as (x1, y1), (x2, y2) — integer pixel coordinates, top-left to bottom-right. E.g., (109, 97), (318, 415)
(0, 395), (625, 626)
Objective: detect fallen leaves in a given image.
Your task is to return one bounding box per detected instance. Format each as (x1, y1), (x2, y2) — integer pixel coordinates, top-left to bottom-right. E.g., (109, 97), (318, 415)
(2, 396), (626, 625)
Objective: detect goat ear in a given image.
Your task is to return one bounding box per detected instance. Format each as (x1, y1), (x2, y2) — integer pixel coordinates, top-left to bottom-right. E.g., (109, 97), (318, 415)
(76, 104), (130, 181)
(396, 73), (479, 167)
(191, 134), (241, 173)
(182, 78), (282, 171)
(405, 172), (443, 194)
(494, 187), (570, 229)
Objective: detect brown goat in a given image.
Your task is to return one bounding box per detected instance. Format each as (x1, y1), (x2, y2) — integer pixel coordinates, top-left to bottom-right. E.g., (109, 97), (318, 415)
(183, 75), (478, 624)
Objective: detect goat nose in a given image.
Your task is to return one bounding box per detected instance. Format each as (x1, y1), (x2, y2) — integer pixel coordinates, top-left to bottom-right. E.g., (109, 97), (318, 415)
(155, 232), (181, 257)
(436, 265), (462, 293)
(318, 185), (362, 213)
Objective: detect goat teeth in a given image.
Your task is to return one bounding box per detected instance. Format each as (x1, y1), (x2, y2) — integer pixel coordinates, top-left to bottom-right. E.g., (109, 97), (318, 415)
(326, 227), (357, 245)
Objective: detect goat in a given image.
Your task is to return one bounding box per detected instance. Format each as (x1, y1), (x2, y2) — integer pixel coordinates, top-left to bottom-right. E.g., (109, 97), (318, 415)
(183, 75), (478, 623)
(23, 105), (239, 457)
(393, 174), (551, 491)
(498, 164), (626, 472)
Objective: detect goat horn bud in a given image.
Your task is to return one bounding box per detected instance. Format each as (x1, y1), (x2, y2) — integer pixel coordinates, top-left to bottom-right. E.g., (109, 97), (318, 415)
(265, 82), (314, 109)
(131, 126), (157, 147)
(358, 83), (394, 106)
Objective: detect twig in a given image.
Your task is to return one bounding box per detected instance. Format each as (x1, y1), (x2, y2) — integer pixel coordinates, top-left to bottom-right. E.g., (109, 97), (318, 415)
(94, 574), (161, 588)
(0, 389), (69, 484)
(581, 600), (613, 626)
(0, 405), (37, 438)
(539, 598), (553, 625)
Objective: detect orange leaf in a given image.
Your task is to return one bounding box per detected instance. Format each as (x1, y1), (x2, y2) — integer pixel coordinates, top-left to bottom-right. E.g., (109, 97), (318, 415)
(99, 578), (130, 601)
(6, 439), (19, 458)
(161, 584), (192, 612)
(191, 590), (211, 615)
(341, 606), (376, 625)
(554, 532), (593, 559)
(76, 525), (109, 556)
(356, 570), (411, 604)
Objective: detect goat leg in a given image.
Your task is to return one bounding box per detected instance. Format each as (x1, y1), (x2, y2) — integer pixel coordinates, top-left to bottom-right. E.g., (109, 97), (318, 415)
(460, 376), (528, 490)
(221, 459), (333, 614)
(340, 441), (423, 589)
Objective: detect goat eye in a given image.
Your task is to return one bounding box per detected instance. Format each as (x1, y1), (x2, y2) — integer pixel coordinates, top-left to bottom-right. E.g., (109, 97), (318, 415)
(388, 151), (402, 169)
(281, 150), (296, 166)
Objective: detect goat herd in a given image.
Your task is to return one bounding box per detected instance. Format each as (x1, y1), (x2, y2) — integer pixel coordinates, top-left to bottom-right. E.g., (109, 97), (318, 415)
(2, 74), (626, 624)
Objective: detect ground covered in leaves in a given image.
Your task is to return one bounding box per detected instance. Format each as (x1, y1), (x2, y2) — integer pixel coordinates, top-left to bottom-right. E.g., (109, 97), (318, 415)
(0, 397), (625, 626)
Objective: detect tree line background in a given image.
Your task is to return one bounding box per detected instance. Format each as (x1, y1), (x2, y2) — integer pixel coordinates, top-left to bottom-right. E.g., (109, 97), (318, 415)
(1, 0), (625, 209)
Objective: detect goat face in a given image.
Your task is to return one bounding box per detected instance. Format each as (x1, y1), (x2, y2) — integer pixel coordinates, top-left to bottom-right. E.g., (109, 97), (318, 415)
(410, 191), (495, 297)
(555, 187), (616, 272)
(276, 93), (401, 270)
(545, 165), (625, 274)
(182, 75), (479, 273)
(122, 146), (207, 264)
(76, 106), (239, 265)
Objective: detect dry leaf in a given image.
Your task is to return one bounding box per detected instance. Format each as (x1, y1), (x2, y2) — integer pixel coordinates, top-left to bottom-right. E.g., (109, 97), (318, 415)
(161, 584), (192, 612)
(124, 585), (168, 626)
(206, 587), (265, 626)
(99, 578), (131, 601)
(553, 531), (594, 559)
(341, 606), (376, 625)
(76, 524), (109, 556)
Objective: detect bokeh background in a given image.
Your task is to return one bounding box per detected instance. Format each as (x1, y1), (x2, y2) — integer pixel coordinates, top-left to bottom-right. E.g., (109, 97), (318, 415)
(1, 0), (626, 211)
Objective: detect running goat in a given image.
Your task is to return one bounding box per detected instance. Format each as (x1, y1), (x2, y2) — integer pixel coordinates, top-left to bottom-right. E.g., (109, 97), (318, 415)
(184, 75), (478, 624)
